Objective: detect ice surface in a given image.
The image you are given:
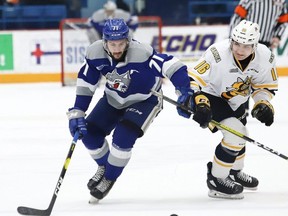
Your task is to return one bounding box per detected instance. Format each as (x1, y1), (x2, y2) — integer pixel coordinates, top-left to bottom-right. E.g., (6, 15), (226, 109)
(1, 77), (288, 216)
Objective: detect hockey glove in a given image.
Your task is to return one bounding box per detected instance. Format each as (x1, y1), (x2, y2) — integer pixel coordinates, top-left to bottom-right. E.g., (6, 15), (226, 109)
(176, 87), (194, 118)
(192, 92), (212, 128)
(67, 107), (87, 139)
(251, 100), (274, 126)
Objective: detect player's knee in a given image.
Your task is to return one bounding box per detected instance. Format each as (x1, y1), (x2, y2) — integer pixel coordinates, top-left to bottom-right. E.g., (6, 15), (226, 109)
(82, 124), (107, 149)
(121, 119), (143, 137)
(108, 143), (132, 167)
(86, 120), (109, 136)
(87, 139), (110, 161)
(108, 121), (138, 167)
(220, 117), (247, 150)
(112, 120), (141, 149)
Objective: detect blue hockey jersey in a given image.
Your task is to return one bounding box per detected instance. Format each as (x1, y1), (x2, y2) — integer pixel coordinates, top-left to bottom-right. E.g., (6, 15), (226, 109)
(74, 39), (190, 111)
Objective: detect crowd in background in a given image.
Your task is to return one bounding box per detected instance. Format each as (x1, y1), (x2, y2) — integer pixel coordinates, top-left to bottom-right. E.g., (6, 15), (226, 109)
(1, 0), (287, 30)
(0, 0), (241, 28)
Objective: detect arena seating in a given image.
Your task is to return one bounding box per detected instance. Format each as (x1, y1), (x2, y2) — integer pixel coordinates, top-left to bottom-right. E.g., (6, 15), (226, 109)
(0, 5), (67, 29)
(188, 0), (238, 24)
(0, 1), (237, 29)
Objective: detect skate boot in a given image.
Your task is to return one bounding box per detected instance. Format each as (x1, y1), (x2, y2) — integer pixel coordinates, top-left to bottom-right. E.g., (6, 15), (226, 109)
(229, 169), (259, 190)
(90, 177), (115, 201)
(87, 166), (105, 190)
(206, 162), (244, 199)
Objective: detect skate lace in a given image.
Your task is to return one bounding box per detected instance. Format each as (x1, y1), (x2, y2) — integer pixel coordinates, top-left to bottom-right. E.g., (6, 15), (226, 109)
(92, 166), (105, 182)
(218, 177), (236, 188)
(237, 171), (252, 183)
(97, 178), (113, 192)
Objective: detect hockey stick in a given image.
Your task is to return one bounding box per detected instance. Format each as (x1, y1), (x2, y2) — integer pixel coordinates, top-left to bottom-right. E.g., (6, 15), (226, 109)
(151, 90), (288, 160)
(17, 131), (80, 216)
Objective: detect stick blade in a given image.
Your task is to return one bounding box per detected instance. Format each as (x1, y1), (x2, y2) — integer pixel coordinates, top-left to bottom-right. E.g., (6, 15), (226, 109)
(17, 206), (51, 216)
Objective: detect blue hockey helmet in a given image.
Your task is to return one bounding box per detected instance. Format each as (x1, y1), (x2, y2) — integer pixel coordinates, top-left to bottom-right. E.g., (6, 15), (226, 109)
(103, 18), (129, 41)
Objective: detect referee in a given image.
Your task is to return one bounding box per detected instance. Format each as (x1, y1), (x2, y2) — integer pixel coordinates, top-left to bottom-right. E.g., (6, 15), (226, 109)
(229, 0), (288, 49)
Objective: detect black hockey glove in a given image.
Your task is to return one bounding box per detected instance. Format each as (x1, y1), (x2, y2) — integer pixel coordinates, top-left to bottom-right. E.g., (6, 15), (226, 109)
(251, 100), (274, 126)
(192, 92), (212, 128)
(176, 87), (194, 118)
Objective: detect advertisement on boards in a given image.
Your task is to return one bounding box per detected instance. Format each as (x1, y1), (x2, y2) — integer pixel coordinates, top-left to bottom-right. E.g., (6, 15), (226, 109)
(0, 25), (287, 83)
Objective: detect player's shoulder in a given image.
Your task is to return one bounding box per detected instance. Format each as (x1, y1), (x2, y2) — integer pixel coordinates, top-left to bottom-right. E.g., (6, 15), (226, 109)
(256, 43), (273, 57)
(255, 43), (275, 65)
(92, 9), (105, 15)
(91, 9), (106, 21)
(114, 9), (131, 20)
(86, 40), (106, 59)
(91, 9), (105, 17)
(127, 40), (154, 62)
(209, 39), (230, 53)
(129, 40), (153, 51)
(205, 39), (231, 63)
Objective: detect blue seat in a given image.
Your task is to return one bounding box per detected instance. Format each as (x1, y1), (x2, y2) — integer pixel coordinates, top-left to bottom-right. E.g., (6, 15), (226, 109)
(0, 5), (66, 29)
(43, 5), (67, 28)
(2, 6), (21, 19)
(21, 6), (44, 19)
(226, 2), (238, 14)
(44, 5), (67, 19)
(1, 6), (22, 29)
(188, 0), (238, 24)
(20, 6), (45, 28)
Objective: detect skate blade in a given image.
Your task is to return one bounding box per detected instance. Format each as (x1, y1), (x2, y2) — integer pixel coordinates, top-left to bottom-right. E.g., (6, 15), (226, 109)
(244, 186), (258, 191)
(89, 196), (100, 204)
(208, 190), (244, 199)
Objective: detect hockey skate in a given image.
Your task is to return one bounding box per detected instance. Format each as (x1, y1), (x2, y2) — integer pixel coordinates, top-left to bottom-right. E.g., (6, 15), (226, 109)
(229, 169), (259, 190)
(206, 162), (244, 199)
(87, 166), (105, 191)
(89, 177), (115, 204)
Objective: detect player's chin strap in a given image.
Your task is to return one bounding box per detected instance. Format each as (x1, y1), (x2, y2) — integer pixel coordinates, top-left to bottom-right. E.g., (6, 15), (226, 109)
(151, 89), (288, 161)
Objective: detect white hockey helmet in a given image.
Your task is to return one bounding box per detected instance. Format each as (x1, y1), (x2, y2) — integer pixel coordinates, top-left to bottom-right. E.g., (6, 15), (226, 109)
(232, 20), (260, 45)
(104, 1), (117, 11)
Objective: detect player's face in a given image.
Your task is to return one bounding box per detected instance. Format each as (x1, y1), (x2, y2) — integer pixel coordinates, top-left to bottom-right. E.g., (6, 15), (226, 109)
(107, 39), (128, 59)
(231, 41), (254, 61)
(105, 10), (115, 18)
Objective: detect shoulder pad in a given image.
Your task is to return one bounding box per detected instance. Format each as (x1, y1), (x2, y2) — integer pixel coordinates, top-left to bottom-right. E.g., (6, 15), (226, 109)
(86, 41), (105, 59)
(127, 41), (153, 62)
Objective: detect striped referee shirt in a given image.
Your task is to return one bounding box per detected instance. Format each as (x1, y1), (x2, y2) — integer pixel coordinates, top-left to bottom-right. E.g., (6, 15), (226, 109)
(229, 0), (288, 47)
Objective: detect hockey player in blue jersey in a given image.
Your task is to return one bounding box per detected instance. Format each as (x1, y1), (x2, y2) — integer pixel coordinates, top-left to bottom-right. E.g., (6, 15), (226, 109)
(67, 18), (194, 202)
(86, 0), (138, 43)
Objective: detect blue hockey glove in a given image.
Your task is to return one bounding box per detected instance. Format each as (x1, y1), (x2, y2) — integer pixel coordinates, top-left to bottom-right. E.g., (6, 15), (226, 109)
(67, 107), (87, 139)
(251, 100), (274, 126)
(176, 87), (194, 118)
(192, 92), (212, 128)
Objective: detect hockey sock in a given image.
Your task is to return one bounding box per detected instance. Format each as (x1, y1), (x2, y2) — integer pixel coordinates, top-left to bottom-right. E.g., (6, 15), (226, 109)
(105, 122), (139, 180)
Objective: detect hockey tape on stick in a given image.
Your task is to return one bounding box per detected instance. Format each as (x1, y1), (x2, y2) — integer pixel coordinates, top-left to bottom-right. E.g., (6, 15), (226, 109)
(151, 90), (288, 161)
(17, 131), (80, 216)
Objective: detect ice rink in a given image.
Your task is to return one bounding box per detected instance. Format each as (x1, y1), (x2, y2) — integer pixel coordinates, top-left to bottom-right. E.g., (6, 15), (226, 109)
(1, 77), (288, 216)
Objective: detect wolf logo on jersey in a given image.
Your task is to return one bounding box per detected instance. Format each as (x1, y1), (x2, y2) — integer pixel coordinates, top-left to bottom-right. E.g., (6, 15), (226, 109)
(106, 70), (131, 92)
(221, 76), (251, 100)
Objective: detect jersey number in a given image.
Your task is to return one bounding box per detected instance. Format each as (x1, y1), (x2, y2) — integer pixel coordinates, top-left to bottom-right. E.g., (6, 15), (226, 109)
(149, 55), (164, 72)
(194, 60), (210, 74)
